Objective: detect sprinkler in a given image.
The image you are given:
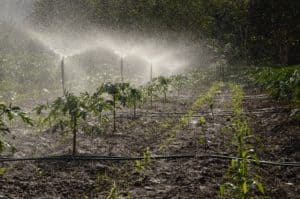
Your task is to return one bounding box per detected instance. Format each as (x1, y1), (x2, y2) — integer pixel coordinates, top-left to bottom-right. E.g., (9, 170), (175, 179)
(150, 63), (153, 108)
(150, 63), (153, 81)
(120, 56), (124, 83)
(61, 57), (66, 96)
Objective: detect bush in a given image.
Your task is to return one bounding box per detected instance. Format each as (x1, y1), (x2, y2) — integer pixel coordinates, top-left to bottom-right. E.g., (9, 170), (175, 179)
(252, 65), (300, 104)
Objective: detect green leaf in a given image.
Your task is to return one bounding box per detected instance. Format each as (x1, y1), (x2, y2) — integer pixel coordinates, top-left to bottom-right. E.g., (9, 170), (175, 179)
(242, 150), (248, 158)
(231, 159), (237, 168)
(0, 140), (4, 153)
(256, 182), (265, 194)
(242, 181), (248, 194)
(220, 185), (225, 196)
(6, 111), (14, 120)
(0, 167), (7, 176)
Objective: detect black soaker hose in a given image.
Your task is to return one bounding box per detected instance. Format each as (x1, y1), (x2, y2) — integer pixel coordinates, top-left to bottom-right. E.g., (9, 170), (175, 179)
(0, 154), (299, 167)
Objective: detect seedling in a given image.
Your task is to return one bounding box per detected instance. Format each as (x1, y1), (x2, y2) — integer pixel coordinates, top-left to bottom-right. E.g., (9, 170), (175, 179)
(81, 90), (112, 125)
(107, 181), (121, 199)
(197, 116), (207, 152)
(143, 81), (156, 108)
(36, 92), (88, 156)
(154, 76), (171, 103)
(220, 83), (266, 198)
(207, 96), (215, 124)
(135, 147), (152, 175)
(126, 87), (142, 118)
(101, 83), (120, 132)
(170, 74), (188, 97)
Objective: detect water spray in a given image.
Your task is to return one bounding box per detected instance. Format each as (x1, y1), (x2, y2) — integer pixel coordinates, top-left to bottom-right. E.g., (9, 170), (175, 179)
(61, 57), (66, 96)
(104, 63), (108, 82)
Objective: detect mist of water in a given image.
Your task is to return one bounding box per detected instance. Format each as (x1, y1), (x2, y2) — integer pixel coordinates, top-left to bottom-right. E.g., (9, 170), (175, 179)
(1, 0), (213, 92)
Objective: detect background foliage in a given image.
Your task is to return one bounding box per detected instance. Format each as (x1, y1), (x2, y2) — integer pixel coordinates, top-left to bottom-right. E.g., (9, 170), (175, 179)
(30, 0), (300, 66)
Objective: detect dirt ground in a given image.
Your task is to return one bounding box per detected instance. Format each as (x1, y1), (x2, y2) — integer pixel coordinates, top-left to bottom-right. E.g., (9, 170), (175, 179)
(0, 85), (299, 199)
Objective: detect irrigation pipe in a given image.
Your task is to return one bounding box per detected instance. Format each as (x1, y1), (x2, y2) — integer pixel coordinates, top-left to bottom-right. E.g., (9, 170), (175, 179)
(0, 154), (299, 167)
(114, 110), (290, 119)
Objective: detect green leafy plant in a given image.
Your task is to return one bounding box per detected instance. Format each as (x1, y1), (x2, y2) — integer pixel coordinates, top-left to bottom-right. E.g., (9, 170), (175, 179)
(252, 66), (300, 104)
(101, 82), (142, 131)
(154, 76), (171, 103)
(36, 92), (88, 156)
(0, 101), (33, 153)
(101, 83), (121, 132)
(81, 89), (112, 124)
(170, 74), (188, 96)
(126, 87), (142, 118)
(142, 81), (156, 108)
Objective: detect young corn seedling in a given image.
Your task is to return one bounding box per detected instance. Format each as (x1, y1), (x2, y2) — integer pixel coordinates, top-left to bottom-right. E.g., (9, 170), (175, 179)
(207, 96), (215, 125)
(135, 147), (152, 175)
(197, 116), (207, 152)
(220, 83), (266, 199)
(107, 181), (121, 199)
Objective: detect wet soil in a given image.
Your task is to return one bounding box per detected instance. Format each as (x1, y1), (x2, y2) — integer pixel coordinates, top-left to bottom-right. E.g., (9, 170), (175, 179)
(0, 86), (299, 198)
